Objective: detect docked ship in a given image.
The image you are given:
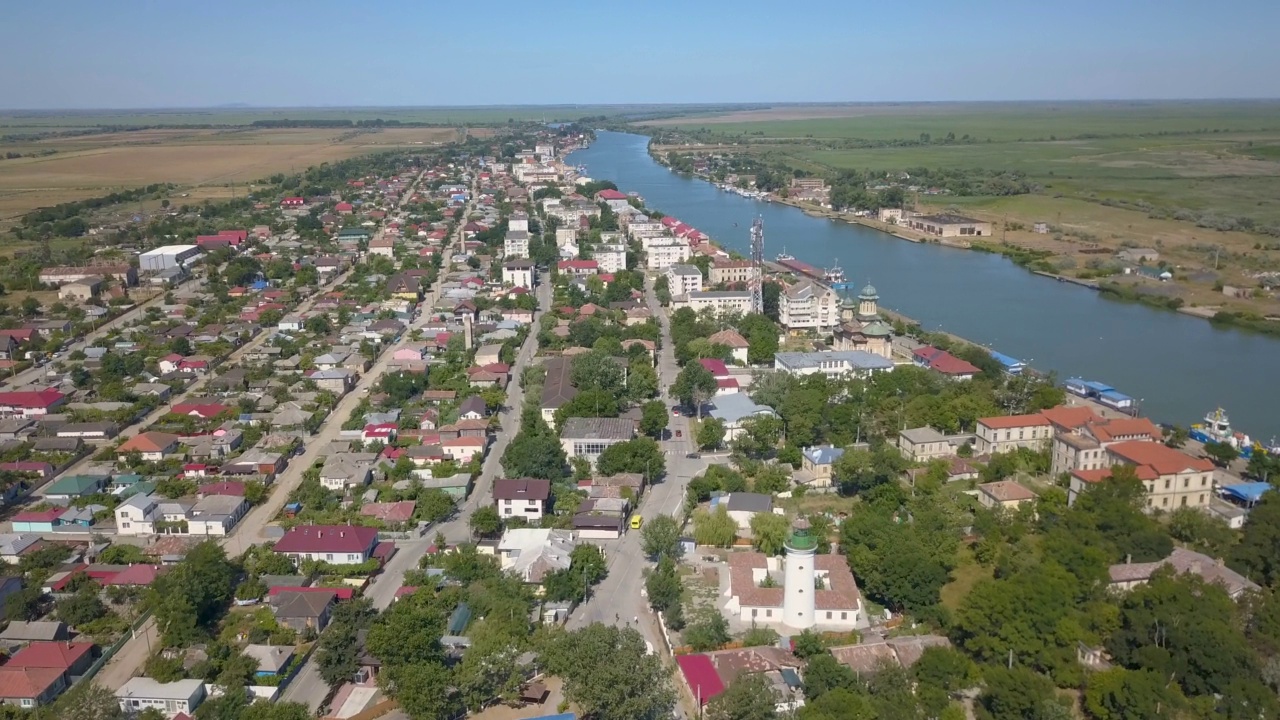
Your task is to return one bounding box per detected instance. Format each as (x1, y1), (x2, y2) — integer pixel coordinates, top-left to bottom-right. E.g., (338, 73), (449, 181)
(824, 264), (847, 284)
(775, 248), (795, 262)
(1188, 408), (1277, 457)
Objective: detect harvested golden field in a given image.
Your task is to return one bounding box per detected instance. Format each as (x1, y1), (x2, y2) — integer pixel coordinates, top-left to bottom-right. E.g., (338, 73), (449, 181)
(0, 127), (462, 224)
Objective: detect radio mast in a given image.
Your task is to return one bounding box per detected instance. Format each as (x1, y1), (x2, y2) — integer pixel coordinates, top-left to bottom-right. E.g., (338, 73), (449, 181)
(749, 216), (764, 314)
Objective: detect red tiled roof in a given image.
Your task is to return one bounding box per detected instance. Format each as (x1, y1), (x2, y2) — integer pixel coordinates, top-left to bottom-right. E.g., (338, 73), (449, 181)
(596, 189), (628, 200)
(0, 667), (64, 700)
(0, 389), (65, 409)
(676, 654), (725, 705)
(118, 431), (180, 454)
(199, 481), (246, 497)
(5, 641), (95, 671)
(104, 564), (164, 586)
(1107, 440), (1214, 475)
(360, 501), (416, 524)
(1039, 405), (1099, 430)
(928, 353), (980, 376)
(273, 525), (379, 555)
(698, 358), (729, 377)
(171, 403), (229, 419)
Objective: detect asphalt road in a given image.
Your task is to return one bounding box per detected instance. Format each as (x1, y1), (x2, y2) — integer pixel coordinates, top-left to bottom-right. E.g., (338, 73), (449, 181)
(567, 277), (706, 637)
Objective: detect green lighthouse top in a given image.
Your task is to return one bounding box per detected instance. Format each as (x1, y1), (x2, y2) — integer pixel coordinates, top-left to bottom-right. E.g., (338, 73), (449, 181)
(786, 518), (818, 551)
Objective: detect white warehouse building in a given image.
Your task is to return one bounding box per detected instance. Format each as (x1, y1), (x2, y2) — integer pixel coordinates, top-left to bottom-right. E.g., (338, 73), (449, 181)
(140, 244), (202, 272)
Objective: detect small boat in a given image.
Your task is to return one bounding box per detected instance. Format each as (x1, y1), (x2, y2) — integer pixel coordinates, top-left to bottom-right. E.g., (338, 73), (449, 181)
(775, 247), (795, 262)
(824, 264), (847, 283)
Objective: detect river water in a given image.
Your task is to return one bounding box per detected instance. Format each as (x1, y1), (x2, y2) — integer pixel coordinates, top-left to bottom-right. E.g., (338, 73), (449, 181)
(568, 131), (1280, 440)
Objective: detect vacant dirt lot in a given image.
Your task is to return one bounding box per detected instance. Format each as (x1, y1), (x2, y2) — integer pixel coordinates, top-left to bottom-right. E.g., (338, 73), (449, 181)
(0, 127), (462, 224)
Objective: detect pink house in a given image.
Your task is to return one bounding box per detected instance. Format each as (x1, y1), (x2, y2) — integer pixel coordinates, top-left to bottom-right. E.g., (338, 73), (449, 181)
(392, 347), (425, 362)
(444, 436), (486, 463)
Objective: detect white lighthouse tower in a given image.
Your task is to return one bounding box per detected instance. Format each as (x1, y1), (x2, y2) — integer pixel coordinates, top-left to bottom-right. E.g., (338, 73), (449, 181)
(782, 519), (818, 630)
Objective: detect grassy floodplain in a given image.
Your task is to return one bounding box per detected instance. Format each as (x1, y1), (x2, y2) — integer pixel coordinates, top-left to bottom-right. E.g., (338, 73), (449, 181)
(644, 101), (1280, 319)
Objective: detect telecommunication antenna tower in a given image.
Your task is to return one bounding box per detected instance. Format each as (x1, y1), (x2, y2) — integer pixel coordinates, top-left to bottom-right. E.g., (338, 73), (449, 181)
(749, 216), (764, 314)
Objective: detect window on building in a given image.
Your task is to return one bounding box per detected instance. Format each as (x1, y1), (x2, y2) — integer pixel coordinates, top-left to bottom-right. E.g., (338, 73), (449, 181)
(1199, 494), (1206, 504)
(325, 553), (334, 561)
(752, 609), (757, 618)
(1162, 498), (1168, 507)
(766, 609), (772, 617)
(1164, 479), (1171, 490)
(841, 612), (848, 620)
(1181, 496), (1188, 507)
(826, 612), (832, 619)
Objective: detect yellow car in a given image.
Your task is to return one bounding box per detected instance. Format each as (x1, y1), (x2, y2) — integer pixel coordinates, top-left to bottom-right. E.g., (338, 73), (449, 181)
(630, 514), (644, 530)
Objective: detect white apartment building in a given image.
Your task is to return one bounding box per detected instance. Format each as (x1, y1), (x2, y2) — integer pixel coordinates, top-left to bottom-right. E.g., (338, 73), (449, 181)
(779, 280), (840, 331)
(647, 240), (692, 270)
(592, 244), (628, 274)
(677, 290), (753, 315)
(504, 230), (530, 259)
(666, 264), (704, 296)
(503, 260), (536, 289)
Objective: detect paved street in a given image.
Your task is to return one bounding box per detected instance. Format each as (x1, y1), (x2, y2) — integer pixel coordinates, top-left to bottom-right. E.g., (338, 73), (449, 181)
(567, 277), (707, 646)
(283, 176), (559, 713)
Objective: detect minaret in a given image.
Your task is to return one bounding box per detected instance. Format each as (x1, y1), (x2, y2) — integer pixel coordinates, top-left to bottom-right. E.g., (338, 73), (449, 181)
(783, 519), (818, 630)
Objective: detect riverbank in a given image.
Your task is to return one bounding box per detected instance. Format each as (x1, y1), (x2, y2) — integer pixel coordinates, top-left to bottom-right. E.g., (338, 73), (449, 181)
(572, 130), (1280, 438)
(653, 152), (1280, 337)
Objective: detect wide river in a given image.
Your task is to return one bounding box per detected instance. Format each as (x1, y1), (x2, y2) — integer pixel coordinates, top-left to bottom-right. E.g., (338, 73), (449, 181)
(569, 131), (1280, 440)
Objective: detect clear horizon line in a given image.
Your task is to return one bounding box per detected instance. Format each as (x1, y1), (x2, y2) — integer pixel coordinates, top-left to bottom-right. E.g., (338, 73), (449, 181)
(4, 97), (1280, 113)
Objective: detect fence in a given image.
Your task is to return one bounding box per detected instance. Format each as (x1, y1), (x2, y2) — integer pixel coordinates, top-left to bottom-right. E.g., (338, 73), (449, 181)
(78, 610), (153, 684)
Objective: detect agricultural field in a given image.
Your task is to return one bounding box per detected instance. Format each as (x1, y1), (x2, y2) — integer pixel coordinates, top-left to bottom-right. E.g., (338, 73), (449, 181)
(0, 104), (708, 133)
(0, 126), (463, 226)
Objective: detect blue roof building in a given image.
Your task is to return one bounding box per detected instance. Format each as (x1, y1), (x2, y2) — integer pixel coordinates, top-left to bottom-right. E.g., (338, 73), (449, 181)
(988, 351), (1026, 375)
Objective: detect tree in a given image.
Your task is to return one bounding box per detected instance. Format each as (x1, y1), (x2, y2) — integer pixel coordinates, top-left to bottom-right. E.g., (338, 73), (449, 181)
(738, 313), (780, 365)
(500, 417), (567, 480)
(469, 505), (503, 538)
(707, 673), (778, 720)
(693, 506), (739, 547)
(380, 661), (459, 720)
(641, 514), (682, 560)
(1233, 491), (1280, 586)
(801, 652), (856, 701)
(316, 622), (360, 685)
(1203, 440), (1239, 467)
(539, 624), (675, 720)
(597, 437), (665, 482)
(684, 608), (731, 652)
(1083, 667), (1184, 720)
(149, 541), (235, 646)
(646, 556), (683, 613)
(20, 296), (40, 317)
(1106, 569), (1260, 699)
(698, 417), (726, 450)
(58, 585), (107, 627)
(628, 360), (660, 402)
(46, 681), (125, 720)
(571, 349), (625, 395)
(979, 666), (1063, 720)
(640, 400), (669, 439)
(749, 512), (791, 555)
(672, 362), (717, 416)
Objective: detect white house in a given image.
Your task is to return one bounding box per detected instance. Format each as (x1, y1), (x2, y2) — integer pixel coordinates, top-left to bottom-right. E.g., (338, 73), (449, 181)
(117, 678), (207, 718)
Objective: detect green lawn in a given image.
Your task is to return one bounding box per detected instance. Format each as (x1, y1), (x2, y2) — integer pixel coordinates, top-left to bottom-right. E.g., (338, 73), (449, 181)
(939, 547), (992, 612)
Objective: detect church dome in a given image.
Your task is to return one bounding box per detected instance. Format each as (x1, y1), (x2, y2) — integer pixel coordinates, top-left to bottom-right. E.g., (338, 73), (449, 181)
(862, 319), (893, 337)
(859, 283), (878, 299)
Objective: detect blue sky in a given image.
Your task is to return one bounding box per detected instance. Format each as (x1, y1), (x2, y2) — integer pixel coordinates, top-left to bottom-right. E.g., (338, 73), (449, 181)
(4, 0), (1278, 108)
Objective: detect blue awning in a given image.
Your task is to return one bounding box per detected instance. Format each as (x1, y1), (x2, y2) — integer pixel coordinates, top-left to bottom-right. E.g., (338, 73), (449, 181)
(1222, 482), (1271, 504)
(1081, 380), (1115, 393)
(989, 351), (1025, 370)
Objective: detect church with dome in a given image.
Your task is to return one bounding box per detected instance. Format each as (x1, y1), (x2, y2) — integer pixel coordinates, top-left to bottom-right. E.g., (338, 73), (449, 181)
(833, 283), (893, 358)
